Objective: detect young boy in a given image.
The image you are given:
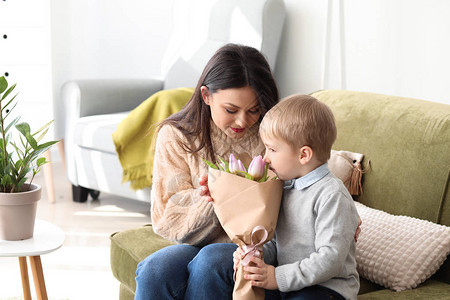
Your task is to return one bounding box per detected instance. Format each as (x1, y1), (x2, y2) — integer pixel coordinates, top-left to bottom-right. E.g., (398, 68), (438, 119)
(234, 94), (360, 300)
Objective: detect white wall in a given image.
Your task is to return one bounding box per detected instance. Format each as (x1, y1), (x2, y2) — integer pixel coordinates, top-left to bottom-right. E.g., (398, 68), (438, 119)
(50, 0), (174, 138)
(51, 0), (450, 139)
(276, 0), (450, 105)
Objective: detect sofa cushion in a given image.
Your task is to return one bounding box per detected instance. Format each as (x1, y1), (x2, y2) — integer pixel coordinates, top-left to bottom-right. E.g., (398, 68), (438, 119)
(355, 201), (450, 291)
(312, 90), (450, 226)
(110, 225), (174, 293)
(74, 112), (129, 153)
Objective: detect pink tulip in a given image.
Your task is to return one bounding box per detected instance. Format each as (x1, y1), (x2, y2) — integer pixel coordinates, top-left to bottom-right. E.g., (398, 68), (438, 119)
(237, 160), (246, 173)
(229, 153), (239, 174)
(230, 153), (247, 175)
(248, 155), (265, 180)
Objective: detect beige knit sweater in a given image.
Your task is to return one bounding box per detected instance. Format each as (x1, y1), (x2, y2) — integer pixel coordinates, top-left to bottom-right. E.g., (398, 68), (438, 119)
(151, 121), (265, 246)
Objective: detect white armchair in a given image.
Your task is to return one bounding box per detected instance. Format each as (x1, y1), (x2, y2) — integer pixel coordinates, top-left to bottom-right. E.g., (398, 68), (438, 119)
(62, 0), (286, 202)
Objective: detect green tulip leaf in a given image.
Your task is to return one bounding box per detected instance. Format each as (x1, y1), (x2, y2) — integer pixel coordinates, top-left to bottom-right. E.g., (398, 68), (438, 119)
(202, 159), (219, 170)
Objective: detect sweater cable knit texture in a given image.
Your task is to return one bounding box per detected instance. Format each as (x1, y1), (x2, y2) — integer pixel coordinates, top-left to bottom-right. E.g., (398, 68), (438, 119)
(151, 121), (265, 246)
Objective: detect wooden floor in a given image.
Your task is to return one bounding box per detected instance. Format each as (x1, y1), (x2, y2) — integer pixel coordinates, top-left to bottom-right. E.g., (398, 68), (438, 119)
(0, 159), (152, 300)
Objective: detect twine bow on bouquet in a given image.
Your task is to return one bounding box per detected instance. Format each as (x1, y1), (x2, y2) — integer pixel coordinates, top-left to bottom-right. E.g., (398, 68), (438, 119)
(205, 153), (283, 300)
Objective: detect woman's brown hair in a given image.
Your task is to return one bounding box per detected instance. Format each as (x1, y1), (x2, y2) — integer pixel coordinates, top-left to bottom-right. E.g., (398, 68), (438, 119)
(159, 43), (279, 160)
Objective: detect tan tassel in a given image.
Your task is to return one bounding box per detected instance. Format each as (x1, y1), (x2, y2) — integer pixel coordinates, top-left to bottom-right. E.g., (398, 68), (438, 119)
(345, 160), (370, 195)
(337, 154), (371, 196)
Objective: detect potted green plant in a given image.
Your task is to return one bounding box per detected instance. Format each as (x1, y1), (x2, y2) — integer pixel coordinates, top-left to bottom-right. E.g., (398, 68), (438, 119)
(0, 75), (58, 240)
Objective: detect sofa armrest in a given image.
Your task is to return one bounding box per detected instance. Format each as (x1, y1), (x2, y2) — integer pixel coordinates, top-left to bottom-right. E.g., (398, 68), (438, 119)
(62, 78), (164, 119)
(61, 78), (164, 186)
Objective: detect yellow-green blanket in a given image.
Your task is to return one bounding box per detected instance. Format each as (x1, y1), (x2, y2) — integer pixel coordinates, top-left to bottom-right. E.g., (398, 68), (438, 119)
(112, 88), (194, 190)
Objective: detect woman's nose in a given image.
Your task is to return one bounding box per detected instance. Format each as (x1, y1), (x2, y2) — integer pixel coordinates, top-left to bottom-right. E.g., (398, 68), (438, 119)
(235, 113), (248, 127)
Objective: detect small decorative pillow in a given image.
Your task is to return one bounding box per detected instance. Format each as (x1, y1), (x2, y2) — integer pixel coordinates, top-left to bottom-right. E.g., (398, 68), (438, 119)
(328, 150), (367, 195)
(355, 201), (450, 291)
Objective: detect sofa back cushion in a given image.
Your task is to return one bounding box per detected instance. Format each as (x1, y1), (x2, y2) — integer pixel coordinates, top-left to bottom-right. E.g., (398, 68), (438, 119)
(311, 90), (450, 226)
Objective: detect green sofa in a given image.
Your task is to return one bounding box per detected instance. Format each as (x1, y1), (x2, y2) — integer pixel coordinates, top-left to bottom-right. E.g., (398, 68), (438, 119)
(110, 90), (450, 299)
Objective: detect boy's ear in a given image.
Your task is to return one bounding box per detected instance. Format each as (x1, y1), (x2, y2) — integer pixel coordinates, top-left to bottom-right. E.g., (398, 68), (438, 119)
(298, 146), (313, 165)
(201, 86), (211, 105)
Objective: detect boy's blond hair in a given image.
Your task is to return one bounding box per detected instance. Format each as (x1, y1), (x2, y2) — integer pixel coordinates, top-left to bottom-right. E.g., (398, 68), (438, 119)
(260, 94), (337, 163)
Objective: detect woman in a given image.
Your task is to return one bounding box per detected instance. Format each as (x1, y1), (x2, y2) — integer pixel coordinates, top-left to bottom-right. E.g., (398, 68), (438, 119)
(134, 44), (279, 300)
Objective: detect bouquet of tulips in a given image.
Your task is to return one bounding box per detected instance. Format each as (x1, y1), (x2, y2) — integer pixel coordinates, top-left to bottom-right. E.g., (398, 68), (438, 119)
(205, 153), (283, 300)
(204, 153), (274, 182)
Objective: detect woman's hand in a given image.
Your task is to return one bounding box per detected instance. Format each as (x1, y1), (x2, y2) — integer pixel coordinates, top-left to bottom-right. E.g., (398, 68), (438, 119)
(355, 216), (362, 242)
(199, 174), (213, 202)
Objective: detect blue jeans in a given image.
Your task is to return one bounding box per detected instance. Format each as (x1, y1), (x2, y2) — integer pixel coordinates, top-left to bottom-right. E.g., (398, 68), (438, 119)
(134, 243), (236, 300)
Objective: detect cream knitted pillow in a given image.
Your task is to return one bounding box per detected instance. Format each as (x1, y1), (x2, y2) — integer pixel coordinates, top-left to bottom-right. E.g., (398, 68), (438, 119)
(355, 201), (450, 291)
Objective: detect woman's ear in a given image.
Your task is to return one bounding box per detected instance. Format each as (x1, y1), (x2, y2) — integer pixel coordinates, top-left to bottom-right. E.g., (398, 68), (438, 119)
(200, 86), (211, 105)
(298, 146), (313, 165)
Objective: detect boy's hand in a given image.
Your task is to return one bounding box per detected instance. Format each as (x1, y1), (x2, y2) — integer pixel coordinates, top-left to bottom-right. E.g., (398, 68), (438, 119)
(233, 246), (244, 271)
(199, 174), (213, 202)
(244, 256), (278, 290)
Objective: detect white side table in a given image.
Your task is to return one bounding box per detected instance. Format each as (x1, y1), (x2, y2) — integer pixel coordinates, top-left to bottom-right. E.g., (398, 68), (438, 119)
(0, 219), (65, 300)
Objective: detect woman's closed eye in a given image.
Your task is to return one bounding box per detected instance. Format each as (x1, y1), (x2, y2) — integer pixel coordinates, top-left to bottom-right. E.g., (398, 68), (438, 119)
(248, 108), (260, 114)
(225, 107), (260, 115)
